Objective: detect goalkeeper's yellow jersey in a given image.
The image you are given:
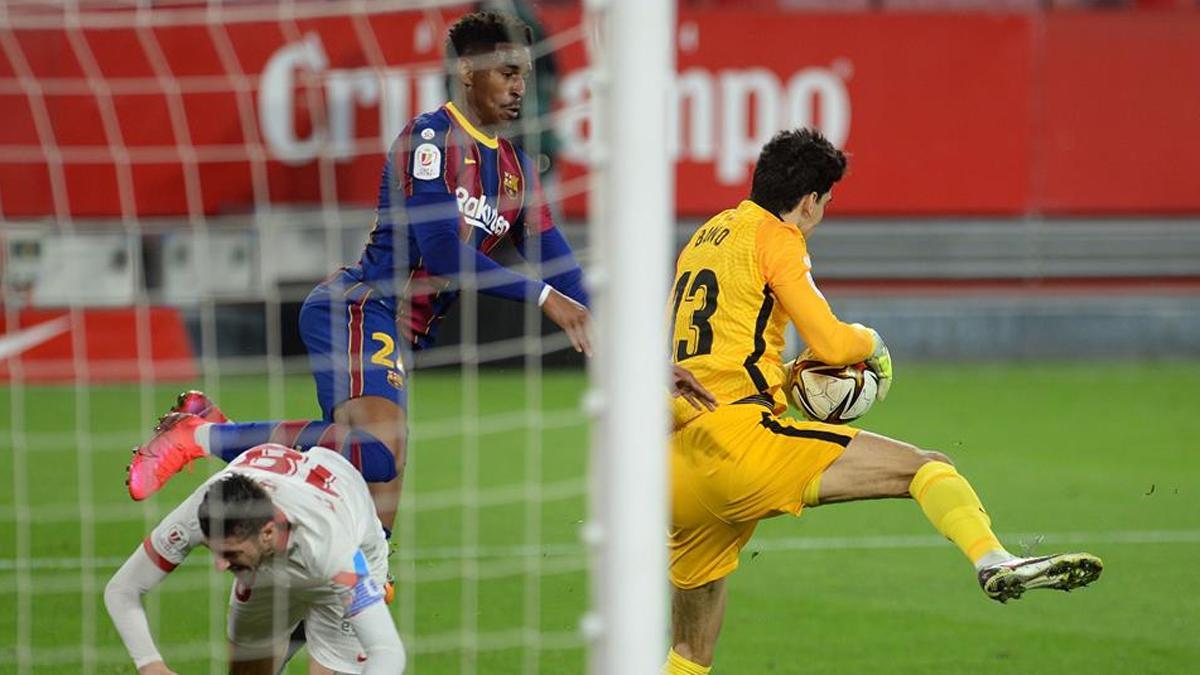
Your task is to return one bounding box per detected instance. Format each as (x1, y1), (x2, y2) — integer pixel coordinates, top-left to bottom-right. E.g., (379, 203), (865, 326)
(670, 200), (875, 428)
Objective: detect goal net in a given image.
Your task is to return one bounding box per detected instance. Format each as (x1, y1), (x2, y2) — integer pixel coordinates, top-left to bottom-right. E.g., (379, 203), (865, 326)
(0, 0), (671, 673)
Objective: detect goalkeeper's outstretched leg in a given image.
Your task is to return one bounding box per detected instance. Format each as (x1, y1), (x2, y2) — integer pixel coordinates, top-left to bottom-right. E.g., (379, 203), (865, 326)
(815, 430), (1103, 601)
(667, 409), (1103, 672)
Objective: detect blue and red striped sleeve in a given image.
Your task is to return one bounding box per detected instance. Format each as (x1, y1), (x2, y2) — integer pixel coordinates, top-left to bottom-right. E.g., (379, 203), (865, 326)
(514, 151), (589, 307)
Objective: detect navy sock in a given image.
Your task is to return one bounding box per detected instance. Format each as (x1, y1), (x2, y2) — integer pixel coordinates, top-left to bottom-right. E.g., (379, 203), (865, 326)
(207, 421), (397, 482)
(207, 421), (276, 463)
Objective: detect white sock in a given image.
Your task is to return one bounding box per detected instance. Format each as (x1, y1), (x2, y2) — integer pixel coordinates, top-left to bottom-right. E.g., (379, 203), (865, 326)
(194, 423), (214, 455)
(974, 548), (1017, 571)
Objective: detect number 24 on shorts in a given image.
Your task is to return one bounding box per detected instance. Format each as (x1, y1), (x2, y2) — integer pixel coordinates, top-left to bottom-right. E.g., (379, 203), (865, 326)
(370, 332), (406, 389)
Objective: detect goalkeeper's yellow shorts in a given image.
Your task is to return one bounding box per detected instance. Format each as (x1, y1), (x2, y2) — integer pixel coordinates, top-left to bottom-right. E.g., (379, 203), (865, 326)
(669, 402), (860, 590)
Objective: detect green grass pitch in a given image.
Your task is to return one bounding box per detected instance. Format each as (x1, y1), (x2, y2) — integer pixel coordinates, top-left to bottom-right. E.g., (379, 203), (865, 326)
(1, 362), (1198, 673)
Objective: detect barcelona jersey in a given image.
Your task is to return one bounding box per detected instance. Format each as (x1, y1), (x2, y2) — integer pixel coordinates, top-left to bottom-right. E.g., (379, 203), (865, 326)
(351, 102), (557, 349)
(298, 102), (586, 419)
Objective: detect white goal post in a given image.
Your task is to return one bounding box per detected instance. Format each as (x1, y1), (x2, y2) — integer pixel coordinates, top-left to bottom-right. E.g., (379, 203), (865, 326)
(587, 0), (676, 673)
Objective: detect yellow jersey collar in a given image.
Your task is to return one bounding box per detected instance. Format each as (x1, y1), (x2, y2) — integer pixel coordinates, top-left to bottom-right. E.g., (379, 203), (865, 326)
(741, 199), (806, 240)
(740, 199), (783, 224)
(445, 102), (499, 149)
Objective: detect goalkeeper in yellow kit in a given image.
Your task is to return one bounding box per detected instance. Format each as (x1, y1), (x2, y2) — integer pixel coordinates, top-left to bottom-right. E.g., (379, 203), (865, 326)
(664, 129), (1103, 675)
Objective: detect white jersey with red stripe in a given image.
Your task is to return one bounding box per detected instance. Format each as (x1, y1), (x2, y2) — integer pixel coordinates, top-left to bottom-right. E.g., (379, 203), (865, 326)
(144, 444), (388, 608)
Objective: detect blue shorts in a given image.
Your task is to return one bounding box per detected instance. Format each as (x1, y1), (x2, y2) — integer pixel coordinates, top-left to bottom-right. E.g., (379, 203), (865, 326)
(298, 270), (408, 421)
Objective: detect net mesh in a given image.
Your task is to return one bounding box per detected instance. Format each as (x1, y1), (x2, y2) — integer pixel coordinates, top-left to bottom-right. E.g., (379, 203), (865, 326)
(0, 1), (596, 672)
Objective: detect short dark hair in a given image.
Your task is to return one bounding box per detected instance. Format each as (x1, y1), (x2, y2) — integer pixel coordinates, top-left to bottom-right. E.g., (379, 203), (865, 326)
(749, 128), (847, 218)
(446, 11), (533, 59)
(198, 474), (273, 541)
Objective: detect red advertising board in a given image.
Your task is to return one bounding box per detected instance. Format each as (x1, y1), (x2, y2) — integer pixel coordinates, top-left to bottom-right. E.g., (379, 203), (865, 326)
(603, 12), (1034, 215)
(0, 307), (197, 383)
(1037, 12), (1200, 214)
(0, 8), (1198, 217)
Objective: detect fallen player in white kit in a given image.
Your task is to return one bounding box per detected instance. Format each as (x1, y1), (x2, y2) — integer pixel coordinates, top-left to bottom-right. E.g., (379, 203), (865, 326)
(104, 443), (405, 674)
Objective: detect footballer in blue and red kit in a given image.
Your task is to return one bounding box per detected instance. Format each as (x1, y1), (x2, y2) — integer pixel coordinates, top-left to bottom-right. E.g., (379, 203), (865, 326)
(298, 99), (589, 421)
(124, 12), (598, 544)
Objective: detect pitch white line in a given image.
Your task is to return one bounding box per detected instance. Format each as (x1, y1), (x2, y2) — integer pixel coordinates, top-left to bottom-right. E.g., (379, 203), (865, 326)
(746, 529), (1200, 553)
(1, 529), (1197, 572)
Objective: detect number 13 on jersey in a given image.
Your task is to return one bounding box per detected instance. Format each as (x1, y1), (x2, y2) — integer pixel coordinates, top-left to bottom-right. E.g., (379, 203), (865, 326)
(672, 268), (720, 361)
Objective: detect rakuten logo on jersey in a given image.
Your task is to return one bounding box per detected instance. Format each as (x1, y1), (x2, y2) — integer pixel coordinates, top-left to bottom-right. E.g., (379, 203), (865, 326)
(456, 187), (511, 237)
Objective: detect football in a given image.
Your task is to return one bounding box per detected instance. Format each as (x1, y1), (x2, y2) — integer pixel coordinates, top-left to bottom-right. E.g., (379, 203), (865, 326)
(784, 359), (879, 424)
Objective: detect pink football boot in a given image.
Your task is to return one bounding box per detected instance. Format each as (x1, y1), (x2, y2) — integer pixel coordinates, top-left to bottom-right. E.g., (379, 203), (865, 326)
(126, 412), (208, 501)
(169, 390), (228, 423)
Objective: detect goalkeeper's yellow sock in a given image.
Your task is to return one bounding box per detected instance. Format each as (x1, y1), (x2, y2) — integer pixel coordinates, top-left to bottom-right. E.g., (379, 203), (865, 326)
(665, 648), (711, 675)
(910, 461), (1010, 568)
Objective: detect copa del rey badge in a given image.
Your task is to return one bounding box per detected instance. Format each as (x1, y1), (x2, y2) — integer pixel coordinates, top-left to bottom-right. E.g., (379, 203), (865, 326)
(503, 171), (520, 198)
(414, 143), (441, 180)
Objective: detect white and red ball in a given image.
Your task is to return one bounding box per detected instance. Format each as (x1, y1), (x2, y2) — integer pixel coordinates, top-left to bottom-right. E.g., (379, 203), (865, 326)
(784, 360), (879, 424)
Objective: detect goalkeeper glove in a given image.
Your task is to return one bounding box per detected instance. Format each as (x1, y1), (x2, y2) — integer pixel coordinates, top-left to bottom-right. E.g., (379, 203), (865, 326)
(854, 324), (893, 401)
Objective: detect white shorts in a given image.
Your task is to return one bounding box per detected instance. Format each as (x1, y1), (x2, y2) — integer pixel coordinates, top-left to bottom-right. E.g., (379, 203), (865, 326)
(227, 552), (389, 673)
